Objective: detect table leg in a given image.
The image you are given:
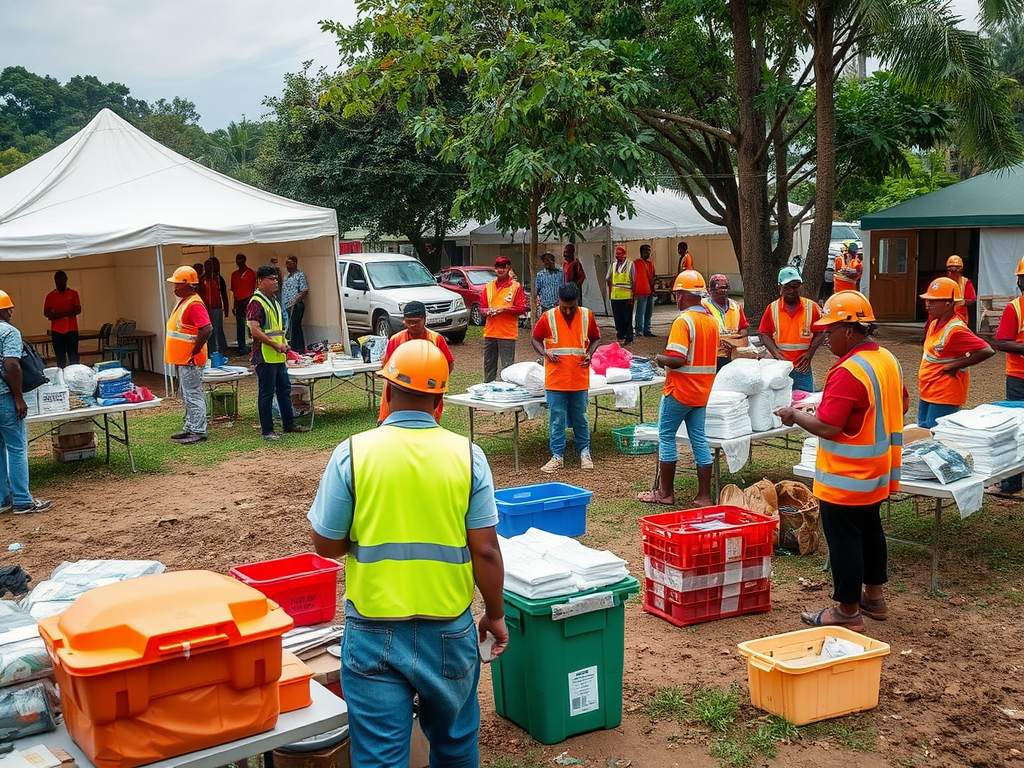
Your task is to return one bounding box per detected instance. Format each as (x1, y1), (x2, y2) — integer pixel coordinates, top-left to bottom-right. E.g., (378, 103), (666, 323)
(639, 386), (645, 423)
(103, 414), (111, 465)
(513, 410), (520, 473)
(931, 497), (942, 593)
(308, 380), (316, 429)
(124, 411), (138, 474)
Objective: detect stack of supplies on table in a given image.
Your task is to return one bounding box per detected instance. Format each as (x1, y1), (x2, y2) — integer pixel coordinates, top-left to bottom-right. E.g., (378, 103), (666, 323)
(901, 440), (973, 483)
(931, 407), (1019, 475)
(500, 362), (547, 396)
(466, 381), (535, 402)
(699, 391), (753, 439)
(499, 528), (629, 599)
(713, 358), (794, 432)
(19, 559), (166, 620)
(0, 600), (60, 740)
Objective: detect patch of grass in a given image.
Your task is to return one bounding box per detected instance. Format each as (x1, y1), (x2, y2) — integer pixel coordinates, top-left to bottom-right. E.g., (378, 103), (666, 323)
(646, 686), (690, 720)
(1005, 589), (1024, 606)
(690, 684), (741, 732)
(487, 752), (546, 768)
(799, 717), (877, 751)
(748, 716), (800, 758)
(708, 737), (753, 768)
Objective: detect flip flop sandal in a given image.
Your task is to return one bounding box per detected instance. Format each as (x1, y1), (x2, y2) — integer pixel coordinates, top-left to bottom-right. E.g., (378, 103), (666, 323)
(859, 594), (888, 621)
(637, 490), (674, 505)
(800, 606), (865, 633)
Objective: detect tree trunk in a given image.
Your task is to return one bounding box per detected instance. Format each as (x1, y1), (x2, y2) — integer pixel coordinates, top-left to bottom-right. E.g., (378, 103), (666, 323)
(528, 188), (540, 325)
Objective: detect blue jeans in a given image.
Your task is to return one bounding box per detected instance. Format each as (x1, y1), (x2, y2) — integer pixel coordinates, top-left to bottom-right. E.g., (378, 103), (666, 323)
(0, 395), (31, 507)
(658, 393), (712, 466)
(790, 369), (814, 393)
(634, 294), (654, 335)
(255, 361), (294, 435)
(547, 389), (590, 457)
(342, 610), (481, 768)
(918, 400), (960, 430)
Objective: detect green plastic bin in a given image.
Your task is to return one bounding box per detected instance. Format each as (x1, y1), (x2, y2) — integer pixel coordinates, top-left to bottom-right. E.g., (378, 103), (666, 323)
(491, 577), (639, 744)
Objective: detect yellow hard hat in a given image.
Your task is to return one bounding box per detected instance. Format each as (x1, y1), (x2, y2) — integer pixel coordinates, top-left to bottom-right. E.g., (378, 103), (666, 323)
(946, 255), (963, 268)
(378, 339), (449, 394)
(166, 266), (199, 285)
(919, 276), (962, 301)
(813, 290), (875, 330)
(672, 270), (707, 295)
(1016, 256), (1024, 276)
(0, 290), (12, 310)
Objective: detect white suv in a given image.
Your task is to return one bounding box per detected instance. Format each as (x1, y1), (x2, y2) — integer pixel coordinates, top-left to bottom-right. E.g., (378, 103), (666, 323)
(339, 253), (469, 343)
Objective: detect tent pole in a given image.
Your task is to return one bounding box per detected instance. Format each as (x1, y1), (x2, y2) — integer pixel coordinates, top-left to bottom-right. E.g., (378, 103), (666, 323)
(333, 235), (350, 343)
(155, 246), (170, 397)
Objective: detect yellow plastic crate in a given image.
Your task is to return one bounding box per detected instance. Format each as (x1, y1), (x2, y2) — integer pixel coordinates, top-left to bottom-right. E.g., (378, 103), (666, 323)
(737, 626), (890, 725)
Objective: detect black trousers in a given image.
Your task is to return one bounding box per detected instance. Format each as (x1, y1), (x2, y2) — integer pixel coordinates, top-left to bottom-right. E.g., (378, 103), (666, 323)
(819, 498), (888, 605)
(1001, 376), (1024, 492)
(610, 299), (633, 343)
(52, 331), (79, 367)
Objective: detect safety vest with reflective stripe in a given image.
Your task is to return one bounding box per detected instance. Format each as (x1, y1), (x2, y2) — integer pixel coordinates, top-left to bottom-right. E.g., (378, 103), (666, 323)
(664, 307), (718, 406)
(542, 306), (592, 391)
(919, 317), (972, 406)
(610, 261), (632, 300)
(833, 255), (861, 291)
(484, 279), (522, 340)
(377, 329), (445, 424)
(769, 298), (816, 363)
(814, 348), (904, 506)
(346, 424), (475, 619)
(249, 292), (287, 364)
(164, 294), (208, 366)
(702, 296), (742, 358)
(1005, 299), (1024, 379)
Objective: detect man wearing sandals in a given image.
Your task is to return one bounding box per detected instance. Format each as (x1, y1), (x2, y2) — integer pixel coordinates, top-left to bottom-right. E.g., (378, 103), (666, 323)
(776, 291), (909, 631)
(638, 270), (717, 508)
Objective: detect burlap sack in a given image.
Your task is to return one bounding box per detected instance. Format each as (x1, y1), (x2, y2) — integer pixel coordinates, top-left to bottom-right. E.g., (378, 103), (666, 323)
(719, 484), (747, 509)
(775, 480), (819, 555)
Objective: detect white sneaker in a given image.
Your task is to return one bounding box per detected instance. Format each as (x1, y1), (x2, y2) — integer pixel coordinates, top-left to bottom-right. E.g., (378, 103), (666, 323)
(580, 450), (594, 470)
(540, 456), (563, 473)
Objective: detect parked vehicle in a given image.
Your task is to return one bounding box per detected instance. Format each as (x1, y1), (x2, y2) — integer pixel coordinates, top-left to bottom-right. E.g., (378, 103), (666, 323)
(339, 253), (469, 343)
(436, 266), (497, 326)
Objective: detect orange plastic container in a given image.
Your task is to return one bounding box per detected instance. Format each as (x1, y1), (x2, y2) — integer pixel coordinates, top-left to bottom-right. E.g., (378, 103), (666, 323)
(737, 626), (890, 725)
(279, 651), (314, 713)
(38, 570), (294, 768)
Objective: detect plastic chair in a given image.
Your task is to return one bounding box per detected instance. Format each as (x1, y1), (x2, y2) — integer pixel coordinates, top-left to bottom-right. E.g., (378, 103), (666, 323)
(95, 323), (113, 353)
(102, 321), (141, 369)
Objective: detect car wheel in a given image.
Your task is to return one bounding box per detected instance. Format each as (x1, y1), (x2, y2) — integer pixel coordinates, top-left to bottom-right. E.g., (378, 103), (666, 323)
(445, 330), (467, 344)
(470, 303), (484, 326)
(374, 314), (392, 338)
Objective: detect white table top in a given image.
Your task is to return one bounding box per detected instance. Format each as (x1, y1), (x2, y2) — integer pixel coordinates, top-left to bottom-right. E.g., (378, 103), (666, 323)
(288, 361), (381, 380)
(202, 369), (253, 383)
(445, 376), (665, 413)
(634, 422), (803, 450)
(12, 681), (347, 768)
(26, 398), (163, 425)
(793, 461), (1024, 500)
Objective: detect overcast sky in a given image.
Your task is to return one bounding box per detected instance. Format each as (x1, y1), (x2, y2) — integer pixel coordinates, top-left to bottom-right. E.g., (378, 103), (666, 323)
(0, 0), (984, 132)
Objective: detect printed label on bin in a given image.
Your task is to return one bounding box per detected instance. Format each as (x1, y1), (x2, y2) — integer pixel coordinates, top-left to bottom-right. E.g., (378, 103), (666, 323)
(568, 666), (599, 717)
(551, 592), (615, 621)
(724, 536), (743, 562)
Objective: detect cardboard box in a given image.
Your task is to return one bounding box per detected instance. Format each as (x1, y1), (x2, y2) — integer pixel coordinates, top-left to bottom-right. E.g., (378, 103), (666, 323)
(37, 385), (70, 414)
(52, 444), (97, 463)
(53, 422), (96, 450)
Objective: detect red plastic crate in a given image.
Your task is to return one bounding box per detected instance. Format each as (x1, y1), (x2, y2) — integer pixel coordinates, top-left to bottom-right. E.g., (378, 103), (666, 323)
(230, 553), (342, 626)
(639, 506), (777, 570)
(643, 576), (772, 627)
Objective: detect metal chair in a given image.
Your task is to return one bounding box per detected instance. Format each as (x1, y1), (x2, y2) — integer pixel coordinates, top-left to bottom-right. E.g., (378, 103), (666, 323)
(102, 321), (141, 368)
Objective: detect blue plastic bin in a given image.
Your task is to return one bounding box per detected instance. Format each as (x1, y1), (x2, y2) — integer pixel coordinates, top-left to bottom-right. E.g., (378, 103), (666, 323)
(494, 482), (592, 538)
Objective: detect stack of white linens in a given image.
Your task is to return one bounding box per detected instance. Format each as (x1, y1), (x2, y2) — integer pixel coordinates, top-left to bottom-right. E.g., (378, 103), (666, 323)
(701, 391), (753, 439)
(499, 528), (630, 599)
(931, 407), (1019, 476)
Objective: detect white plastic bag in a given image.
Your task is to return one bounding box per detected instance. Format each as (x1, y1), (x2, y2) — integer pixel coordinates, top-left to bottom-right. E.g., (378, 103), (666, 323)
(500, 361), (547, 395)
(748, 390), (777, 431)
(605, 367), (632, 384)
(759, 358), (795, 389)
(711, 359), (764, 395)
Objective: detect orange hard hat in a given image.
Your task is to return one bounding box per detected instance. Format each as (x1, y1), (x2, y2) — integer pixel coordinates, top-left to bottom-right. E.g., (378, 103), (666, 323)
(166, 266), (199, 285)
(813, 290), (876, 330)
(946, 255), (963, 268)
(919, 276), (962, 301)
(0, 290), (12, 310)
(1016, 256), (1024, 276)
(672, 270), (708, 295)
(378, 339), (449, 394)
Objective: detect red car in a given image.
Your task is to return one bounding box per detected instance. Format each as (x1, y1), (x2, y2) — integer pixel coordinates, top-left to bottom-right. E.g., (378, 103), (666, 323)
(436, 266), (497, 326)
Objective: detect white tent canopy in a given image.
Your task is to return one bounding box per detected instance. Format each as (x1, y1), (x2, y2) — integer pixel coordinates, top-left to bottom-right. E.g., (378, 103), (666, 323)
(0, 109), (344, 384)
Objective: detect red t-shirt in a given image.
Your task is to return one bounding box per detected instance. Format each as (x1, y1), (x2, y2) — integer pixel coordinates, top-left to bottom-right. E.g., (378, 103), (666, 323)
(995, 302), (1022, 342)
(181, 297), (211, 329)
(563, 259), (586, 286)
(383, 330), (454, 365)
(231, 267), (257, 301)
(44, 288), (80, 334)
(531, 308), (601, 344)
(817, 342), (908, 433)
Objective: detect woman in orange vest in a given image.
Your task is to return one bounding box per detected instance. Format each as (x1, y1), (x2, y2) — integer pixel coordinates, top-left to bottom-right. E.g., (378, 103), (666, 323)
(377, 301), (454, 424)
(917, 277), (993, 429)
(701, 273), (749, 371)
(945, 255), (977, 324)
(777, 291), (909, 631)
(833, 243), (862, 292)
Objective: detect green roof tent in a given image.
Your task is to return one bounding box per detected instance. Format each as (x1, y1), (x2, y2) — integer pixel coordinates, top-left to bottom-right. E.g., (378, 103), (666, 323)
(860, 163), (1024, 315)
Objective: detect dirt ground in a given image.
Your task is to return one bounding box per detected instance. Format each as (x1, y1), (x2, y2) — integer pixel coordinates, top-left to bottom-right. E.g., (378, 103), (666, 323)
(4, 311), (1023, 768)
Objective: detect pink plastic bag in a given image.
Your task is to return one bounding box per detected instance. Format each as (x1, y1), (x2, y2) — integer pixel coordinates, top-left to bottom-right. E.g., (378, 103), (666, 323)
(591, 343), (633, 375)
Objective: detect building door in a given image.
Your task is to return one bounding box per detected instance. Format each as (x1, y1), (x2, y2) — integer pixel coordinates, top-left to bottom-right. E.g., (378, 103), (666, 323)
(869, 230), (918, 321)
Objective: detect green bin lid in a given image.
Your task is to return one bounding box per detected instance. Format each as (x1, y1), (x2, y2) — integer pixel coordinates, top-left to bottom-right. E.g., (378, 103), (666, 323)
(502, 576), (639, 616)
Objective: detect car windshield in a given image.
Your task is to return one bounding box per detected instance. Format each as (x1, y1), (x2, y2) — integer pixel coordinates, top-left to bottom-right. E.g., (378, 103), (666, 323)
(467, 270), (496, 286)
(830, 224), (860, 242)
(366, 260), (436, 289)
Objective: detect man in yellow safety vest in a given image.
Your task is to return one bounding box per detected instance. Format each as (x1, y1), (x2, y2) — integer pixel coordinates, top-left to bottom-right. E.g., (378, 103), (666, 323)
(308, 339), (507, 768)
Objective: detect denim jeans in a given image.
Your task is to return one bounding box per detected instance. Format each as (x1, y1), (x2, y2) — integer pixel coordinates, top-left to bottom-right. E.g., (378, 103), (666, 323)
(789, 369), (814, 393)
(255, 361), (294, 435)
(658, 393), (712, 466)
(547, 389), (590, 457)
(342, 610), (481, 768)
(917, 400), (960, 430)
(634, 294), (654, 336)
(0, 395), (31, 507)
(208, 310), (228, 354)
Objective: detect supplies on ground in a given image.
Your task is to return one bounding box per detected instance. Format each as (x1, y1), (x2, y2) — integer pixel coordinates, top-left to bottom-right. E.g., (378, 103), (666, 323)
(19, 559), (166, 620)
(0, 602), (52, 688)
(931, 406), (1019, 476)
(498, 528), (629, 599)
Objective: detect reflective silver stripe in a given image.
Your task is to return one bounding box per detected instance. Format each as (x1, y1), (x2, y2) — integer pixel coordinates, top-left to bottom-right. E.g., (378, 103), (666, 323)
(819, 353), (897, 458)
(777, 342), (811, 351)
(922, 352), (969, 364)
(547, 347), (586, 355)
(681, 314), (697, 364)
(676, 365), (717, 375)
(891, 467), (902, 481)
(267, 330), (286, 338)
(349, 541), (471, 565)
(819, 439), (890, 459)
(891, 432), (904, 446)
(666, 342), (689, 356)
(167, 330), (196, 342)
(544, 307), (589, 354)
(815, 467), (892, 493)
